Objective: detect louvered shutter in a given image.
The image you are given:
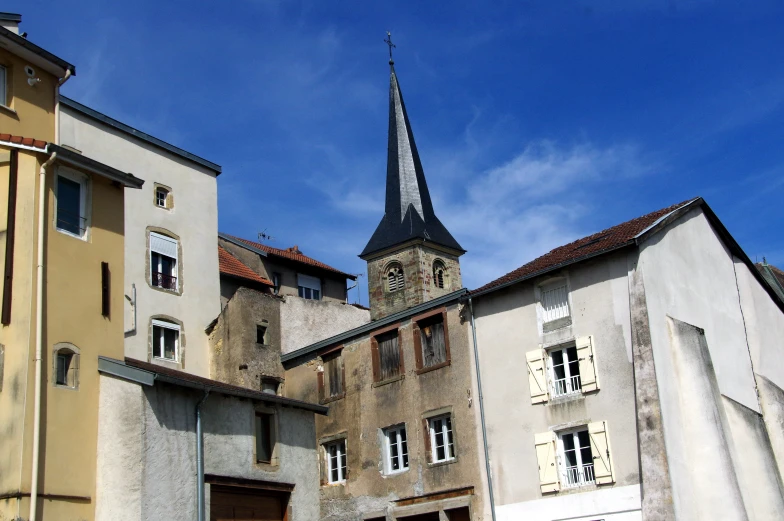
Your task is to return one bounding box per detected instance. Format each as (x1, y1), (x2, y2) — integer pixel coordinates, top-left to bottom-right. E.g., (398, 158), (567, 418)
(588, 421), (615, 485)
(150, 232), (178, 261)
(576, 335), (599, 393)
(534, 431), (560, 493)
(526, 348), (549, 404)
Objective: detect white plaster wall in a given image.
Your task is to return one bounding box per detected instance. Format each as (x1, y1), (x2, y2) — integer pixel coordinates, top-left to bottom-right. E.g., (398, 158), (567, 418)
(495, 484), (641, 521)
(60, 108), (220, 377)
(472, 251), (639, 511)
(279, 296), (370, 354)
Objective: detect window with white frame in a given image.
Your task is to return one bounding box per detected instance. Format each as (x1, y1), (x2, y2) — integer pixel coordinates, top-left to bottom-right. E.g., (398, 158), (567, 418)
(382, 425), (409, 474)
(150, 232), (178, 291)
(540, 281), (570, 324)
(55, 169), (89, 239)
(429, 414), (455, 463)
(297, 273), (321, 300)
(155, 186), (169, 208)
(0, 65), (7, 106)
(325, 439), (347, 483)
(558, 428), (595, 488)
(53, 344), (79, 389)
(152, 319), (180, 361)
(548, 344), (581, 397)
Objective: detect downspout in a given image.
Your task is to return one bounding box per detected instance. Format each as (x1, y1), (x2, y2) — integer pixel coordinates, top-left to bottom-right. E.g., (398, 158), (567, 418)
(467, 296), (497, 521)
(54, 69), (72, 145)
(196, 390), (210, 521)
(29, 151), (57, 521)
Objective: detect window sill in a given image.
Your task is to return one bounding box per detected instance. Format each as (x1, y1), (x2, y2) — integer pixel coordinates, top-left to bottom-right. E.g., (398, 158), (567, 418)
(372, 374), (405, 388)
(383, 468), (410, 477)
(254, 460), (280, 471)
(55, 227), (88, 242)
(543, 316), (572, 333)
(148, 282), (182, 297)
(427, 457), (457, 469)
(0, 103), (18, 117)
(322, 481), (346, 487)
(53, 384), (78, 392)
(320, 393), (345, 405)
(416, 360), (451, 375)
(548, 393), (585, 406)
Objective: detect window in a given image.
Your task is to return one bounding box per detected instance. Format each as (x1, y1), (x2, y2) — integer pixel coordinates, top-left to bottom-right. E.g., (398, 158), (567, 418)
(433, 260), (446, 289)
(150, 232), (178, 291)
(152, 319), (180, 361)
(386, 263), (405, 292)
(0, 65), (6, 106)
(53, 345), (79, 389)
(559, 428), (594, 487)
(272, 273), (281, 295)
(414, 312), (449, 371)
(297, 273), (321, 300)
(155, 186), (169, 208)
(383, 425), (409, 474)
(540, 281), (570, 324)
(256, 323), (268, 345)
(325, 440), (347, 483)
(261, 377), (279, 395)
(549, 344), (581, 397)
(429, 414), (455, 463)
(320, 352), (344, 401)
(255, 412), (275, 464)
(55, 170), (88, 239)
(372, 329), (402, 382)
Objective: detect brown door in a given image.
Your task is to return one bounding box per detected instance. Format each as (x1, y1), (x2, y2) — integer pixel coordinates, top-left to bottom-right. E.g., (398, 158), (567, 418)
(209, 485), (289, 521)
(397, 513), (440, 521)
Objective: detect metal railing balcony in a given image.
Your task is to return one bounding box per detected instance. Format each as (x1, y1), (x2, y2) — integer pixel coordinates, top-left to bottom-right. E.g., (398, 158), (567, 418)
(152, 272), (177, 291)
(564, 463), (595, 487)
(552, 374), (582, 397)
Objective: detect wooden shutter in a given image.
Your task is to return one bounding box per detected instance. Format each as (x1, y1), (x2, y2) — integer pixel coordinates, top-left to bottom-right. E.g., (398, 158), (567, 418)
(2, 149), (18, 325)
(413, 322), (423, 369)
(101, 262), (110, 317)
(588, 421), (615, 485)
(534, 431), (560, 493)
(317, 369), (325, 402)
(526, 348), (549, 404)
(371, 336), (380, 381)
(576, 335), (599, 392)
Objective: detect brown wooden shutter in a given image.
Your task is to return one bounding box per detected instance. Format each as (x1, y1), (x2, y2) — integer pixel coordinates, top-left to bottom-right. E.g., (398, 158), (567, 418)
(413, 322), (423, 370)
(397, 329), (405, 373)
(340, 355), (347, 395)
(317, 370), (325, 402)
(441, 311), (451, 363)
(2, 149), (18, 325)
(371, 336), (380, 382)
(101, 262), (110, 317)
(422, 418), (432, 462)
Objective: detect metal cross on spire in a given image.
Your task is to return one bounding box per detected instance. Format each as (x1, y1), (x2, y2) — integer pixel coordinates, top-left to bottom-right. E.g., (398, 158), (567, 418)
(384, 31), (396, 64)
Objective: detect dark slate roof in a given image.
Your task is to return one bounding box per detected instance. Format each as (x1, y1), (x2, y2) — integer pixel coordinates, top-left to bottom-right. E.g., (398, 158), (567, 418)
(360, 64), (464, 258)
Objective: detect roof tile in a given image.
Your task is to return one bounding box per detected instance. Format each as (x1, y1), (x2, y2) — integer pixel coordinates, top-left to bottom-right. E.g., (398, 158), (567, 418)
(0, 133), (48, 149)
(218, 246), (273, 286)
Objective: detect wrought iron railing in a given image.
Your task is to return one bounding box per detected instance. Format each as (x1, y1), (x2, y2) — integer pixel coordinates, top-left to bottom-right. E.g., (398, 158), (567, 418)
(152, 272), (177, 290)
(564, 463), (595, 487)
(56, 208), (87, 236)
(552, 374), (582, 397)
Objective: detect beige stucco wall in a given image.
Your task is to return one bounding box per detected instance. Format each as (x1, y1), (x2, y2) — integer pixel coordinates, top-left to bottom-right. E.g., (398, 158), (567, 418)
(0, 48), (57, 141)
(471, 250), (641, 520)
(60, 107), (220, 378)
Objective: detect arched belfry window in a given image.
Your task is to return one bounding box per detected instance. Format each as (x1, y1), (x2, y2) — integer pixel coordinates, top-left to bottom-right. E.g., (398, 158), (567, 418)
(386, 263), (405, 292)
(433, 261), (447, 289)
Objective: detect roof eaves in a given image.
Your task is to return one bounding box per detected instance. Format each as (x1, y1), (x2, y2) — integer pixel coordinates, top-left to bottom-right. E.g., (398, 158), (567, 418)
(49, 144), (144, 188)
(218, 233), (268, 257)
(633, 197), (703, 244)
(60, 96), (222, 175)
(0, 25), (75, 75)
(281, 288), (467, 365)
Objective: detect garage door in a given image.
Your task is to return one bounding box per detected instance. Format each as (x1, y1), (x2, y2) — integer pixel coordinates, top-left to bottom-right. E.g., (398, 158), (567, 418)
(210, 485), (289, 521)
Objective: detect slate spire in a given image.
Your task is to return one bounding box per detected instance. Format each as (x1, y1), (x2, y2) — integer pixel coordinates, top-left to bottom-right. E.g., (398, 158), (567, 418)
(360, 63), (465, 258)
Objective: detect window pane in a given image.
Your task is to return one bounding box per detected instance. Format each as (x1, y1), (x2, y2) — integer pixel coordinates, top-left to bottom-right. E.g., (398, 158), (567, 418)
(256, 414), (273, 463)
(298, 286), (305, 298)
(56, 353), (71, 385)
(390, 432), (400, 470)
(377, 331), (400, 380)
(445, 416), (454, 458)
(153, 326), (162, 358)
(401, 429), (409, 468)
(313, 289), (320, 300)
(163, 328), (177, 360)
(56, 176), (82, 236)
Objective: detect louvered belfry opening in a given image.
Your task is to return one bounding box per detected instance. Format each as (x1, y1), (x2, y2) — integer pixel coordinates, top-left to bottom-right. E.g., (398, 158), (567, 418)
(387, 264), (404, 292)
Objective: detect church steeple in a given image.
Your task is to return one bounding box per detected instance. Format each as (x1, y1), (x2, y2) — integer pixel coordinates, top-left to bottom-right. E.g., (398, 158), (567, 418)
(359, 61), (465, 259)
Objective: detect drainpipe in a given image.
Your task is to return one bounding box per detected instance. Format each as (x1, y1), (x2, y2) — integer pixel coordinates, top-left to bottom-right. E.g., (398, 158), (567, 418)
(29, 151), (57, 521)
(196, 390), (210, 521)
(467, 296), (497, 521)
(54, 70), (72, 145)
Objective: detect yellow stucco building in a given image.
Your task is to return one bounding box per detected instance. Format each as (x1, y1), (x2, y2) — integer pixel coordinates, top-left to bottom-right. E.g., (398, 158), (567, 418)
(0, 14), (144, 521)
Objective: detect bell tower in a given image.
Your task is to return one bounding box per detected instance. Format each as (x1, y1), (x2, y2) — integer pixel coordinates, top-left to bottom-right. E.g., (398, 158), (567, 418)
(360, 45), (465, 321)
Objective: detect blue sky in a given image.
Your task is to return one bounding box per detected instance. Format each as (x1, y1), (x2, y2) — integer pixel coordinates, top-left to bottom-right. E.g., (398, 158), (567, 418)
(11, 1), (784, 304)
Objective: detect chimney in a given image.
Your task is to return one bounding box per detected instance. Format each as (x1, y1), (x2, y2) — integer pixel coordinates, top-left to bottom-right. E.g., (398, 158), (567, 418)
(287, 245), (302, 255)
(0, 13), (22, 35)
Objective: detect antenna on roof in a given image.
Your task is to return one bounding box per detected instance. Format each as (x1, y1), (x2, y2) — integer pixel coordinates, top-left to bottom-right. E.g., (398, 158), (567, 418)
(257, 229), (275, 243)
(347, 273), (365, 306)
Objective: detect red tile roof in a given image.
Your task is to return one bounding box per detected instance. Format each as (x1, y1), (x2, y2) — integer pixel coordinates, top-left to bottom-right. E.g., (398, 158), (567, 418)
(218, 246), (273, 286)
(222, 234), (355, 279)
(0, 133), (48, 149)
(472, 198), (698, 295)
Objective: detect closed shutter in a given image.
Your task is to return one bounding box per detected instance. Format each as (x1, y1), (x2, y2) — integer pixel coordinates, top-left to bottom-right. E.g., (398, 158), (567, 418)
(534, 431), (560, 493)
(526, 348), (549, 404)
(150, 232), (178, 261)
(588, 421), (615, 485)
(576, 335), (599, 393)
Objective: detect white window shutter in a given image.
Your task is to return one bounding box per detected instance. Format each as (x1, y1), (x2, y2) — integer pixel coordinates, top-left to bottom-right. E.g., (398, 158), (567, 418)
(576, 335), (599, 392)
(534, 431), (560, 493)
(150, 232), (178, 261)
(588, 421), (615, 485)
(526, 348), (549, 404)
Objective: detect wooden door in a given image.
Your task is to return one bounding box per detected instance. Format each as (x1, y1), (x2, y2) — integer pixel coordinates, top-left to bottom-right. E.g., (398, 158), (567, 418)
(209, 485), (288, 521)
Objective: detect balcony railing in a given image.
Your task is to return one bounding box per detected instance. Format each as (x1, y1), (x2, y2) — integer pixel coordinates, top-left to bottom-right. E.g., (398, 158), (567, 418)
(564, 463), (595, 487)
(152, 272), (177, 291)
(552, 374), (582, 397)
(56, 208), (87, 236)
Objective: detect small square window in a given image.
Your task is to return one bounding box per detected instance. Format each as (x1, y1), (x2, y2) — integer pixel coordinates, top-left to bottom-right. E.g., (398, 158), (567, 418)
(53, 347), (79, 389)
(155, 187), (169, 208)
(325, 439), (347, 484)
(152, 320), (180, 361)
(255, 412), (275, 464)
(55, 170), (88, 239)
(256, 324), (268, 345)
(428, 414), (455, 463)
(383, 425), (409, 474)
(558, 428), (594, 487)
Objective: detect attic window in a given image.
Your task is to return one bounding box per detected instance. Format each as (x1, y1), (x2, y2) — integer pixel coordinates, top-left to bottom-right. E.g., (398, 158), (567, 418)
(386, 264), (405, 292)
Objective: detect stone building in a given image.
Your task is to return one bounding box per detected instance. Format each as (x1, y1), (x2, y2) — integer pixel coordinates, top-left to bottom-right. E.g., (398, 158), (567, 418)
(281, 61), (488, 521)
(468, 197), (784, 521)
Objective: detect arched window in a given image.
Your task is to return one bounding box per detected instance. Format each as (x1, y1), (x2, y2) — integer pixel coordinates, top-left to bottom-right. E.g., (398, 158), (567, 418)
(433, 261), (446, 289)
(386, 263), (405, 292)
(53, 343), (80, 389)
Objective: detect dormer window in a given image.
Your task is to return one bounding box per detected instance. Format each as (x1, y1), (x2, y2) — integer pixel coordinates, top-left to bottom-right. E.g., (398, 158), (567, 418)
(433, 260), (446, 289)
(386, 263), (404, 292)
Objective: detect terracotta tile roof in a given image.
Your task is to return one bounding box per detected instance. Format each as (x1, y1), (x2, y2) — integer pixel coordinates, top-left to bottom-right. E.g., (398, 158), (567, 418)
(0, 133), (48, 149)
(472, 199), (698, 295)
(218, 246), (273, 286)
(221, 234), (355, 279)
